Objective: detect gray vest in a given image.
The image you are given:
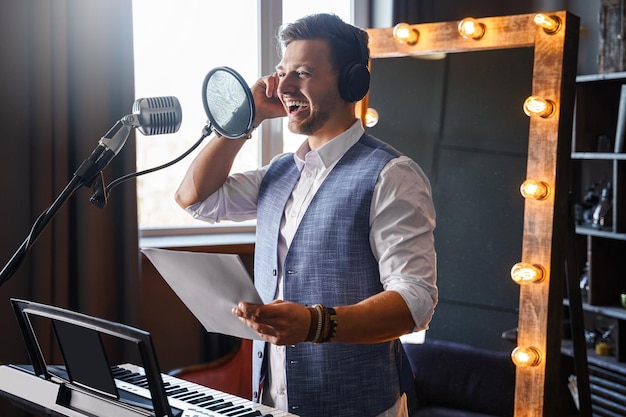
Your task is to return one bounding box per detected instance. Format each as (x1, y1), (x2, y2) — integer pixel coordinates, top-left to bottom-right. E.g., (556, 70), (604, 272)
(252, 135), (409, 417)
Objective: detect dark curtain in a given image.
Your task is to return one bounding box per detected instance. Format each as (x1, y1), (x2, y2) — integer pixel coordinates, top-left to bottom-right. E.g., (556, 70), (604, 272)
(0, 0), (138, 382)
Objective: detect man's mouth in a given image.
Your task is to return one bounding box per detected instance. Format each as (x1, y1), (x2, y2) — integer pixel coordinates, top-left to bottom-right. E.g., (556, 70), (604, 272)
(286, 100), (309, 115)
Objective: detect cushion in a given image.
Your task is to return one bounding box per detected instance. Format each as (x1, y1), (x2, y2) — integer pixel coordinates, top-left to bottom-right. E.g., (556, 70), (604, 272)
(403, 339), (515, 417)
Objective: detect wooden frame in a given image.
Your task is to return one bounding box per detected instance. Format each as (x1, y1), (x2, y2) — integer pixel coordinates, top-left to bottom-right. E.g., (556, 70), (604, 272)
(366, 11), (580, 416)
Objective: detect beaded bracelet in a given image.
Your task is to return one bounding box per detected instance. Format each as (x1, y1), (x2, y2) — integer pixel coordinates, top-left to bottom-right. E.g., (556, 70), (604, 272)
(305, 304), (338, 344)
(326, 307), (338, 342)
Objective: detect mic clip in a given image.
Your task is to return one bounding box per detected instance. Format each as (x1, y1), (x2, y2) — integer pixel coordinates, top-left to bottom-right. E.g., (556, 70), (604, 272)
(89, 173), (108, 209)
(74, 118), (133, 189)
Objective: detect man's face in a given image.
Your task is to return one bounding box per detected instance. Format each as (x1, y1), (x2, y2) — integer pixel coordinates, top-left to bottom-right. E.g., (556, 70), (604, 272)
(275, 39), (344, 139)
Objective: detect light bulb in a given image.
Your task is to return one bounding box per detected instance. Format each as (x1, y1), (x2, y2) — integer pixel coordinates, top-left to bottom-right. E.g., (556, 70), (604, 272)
(393, 23), (419, 45)
(534, 14), (560, 34)
(520, 179), (550, 200)
(523, 96), (555, 118)
(510, 262), (545, 284)
(365, 108), (379, 127)
(458, 18), (486, 40)
(511, 346), (542, 367)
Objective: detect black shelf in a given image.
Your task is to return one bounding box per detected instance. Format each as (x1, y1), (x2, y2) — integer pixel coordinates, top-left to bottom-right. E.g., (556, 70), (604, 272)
(565, 299), (626, 321)
(577, 72), (626, 83)
(566, 72), (626, 410)
(572, 152), (626, 160)
(562, 340), (626, 375)
(575, 226), (626, 241)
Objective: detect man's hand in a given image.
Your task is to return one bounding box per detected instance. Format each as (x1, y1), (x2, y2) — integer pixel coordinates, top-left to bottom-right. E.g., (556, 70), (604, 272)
(250, 73), (286, 127)
(232, 299), (310, 345)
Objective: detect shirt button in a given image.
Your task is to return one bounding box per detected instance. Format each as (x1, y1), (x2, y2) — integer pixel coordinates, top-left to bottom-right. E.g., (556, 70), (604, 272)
(278, 388), (285, 395)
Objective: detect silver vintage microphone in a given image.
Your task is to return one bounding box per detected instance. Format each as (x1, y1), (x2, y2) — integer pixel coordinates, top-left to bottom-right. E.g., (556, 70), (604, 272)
(89, 96), (182, 208)
(129, 96), (182, 136)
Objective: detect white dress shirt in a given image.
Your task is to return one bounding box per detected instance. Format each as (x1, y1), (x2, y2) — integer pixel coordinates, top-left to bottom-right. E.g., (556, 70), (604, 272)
(187, 120), (437, 417)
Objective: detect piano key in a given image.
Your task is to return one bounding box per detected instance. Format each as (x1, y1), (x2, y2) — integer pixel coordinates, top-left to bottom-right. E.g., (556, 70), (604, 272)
(114, 364), (298, 417)
(172, 391), (203, 401)
(221, 405), (244, 415)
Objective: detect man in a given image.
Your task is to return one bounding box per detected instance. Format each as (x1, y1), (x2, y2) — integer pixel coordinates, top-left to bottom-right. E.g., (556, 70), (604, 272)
(175, 13), (437, 417)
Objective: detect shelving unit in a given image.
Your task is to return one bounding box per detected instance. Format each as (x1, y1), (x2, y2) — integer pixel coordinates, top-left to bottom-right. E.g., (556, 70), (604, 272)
(568, 72), (626, 415)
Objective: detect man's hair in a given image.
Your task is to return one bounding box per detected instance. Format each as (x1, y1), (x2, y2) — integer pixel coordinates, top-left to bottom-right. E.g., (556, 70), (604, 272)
(278, 13), (369, 74)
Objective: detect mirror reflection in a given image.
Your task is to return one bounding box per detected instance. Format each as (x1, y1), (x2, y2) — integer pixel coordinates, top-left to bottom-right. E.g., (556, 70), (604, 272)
(368, 48), (534, 351)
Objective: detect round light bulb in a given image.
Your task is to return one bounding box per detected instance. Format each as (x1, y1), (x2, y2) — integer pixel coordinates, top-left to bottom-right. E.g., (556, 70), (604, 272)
(458, 18), (486, 40)
(365, 108), (379, 127)
(520, 179), (550, 200)
(534, 14), (560, 33)
(523, 96), (555, 118)
(511, 346), (542, 367)
(393, 23), (419, 45)
(510, 262), (545, 284)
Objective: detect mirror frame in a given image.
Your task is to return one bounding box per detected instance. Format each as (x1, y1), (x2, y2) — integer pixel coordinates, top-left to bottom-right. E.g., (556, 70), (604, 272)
(365, 11), (580, 416)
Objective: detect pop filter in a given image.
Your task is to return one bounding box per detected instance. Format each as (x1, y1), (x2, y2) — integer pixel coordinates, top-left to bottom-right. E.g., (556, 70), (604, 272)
(202, 66), (255, 139)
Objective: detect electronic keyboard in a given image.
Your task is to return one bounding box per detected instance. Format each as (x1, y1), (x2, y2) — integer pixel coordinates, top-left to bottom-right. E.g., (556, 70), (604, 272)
(0, 363), (298, 417)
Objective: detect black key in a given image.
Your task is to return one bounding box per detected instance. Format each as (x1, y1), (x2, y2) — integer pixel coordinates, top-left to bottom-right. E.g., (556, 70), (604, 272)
(222, 405), (244, 415)
(237, 411), (262, 417)
(188, 395), (213, 404)
(224, 408), (253, 417)
(197, 398), (223, 408)
(111, 367), (133, 378)
(165, 386), (186, 395)
(124, 375), (148, 384)
(208, 401), (234, 411)
(174, 392), (205, 401)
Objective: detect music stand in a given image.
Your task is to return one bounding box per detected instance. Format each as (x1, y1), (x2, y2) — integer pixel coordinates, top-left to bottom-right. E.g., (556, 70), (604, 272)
(8, 298), (176, 417)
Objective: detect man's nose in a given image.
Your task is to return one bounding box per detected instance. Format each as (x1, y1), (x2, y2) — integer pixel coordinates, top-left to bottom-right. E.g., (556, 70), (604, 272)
(277, 74), (297, 95)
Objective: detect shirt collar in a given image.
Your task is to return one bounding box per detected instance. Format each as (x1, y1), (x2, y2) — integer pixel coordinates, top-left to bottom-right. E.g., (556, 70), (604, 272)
(293, 120), (365, 171)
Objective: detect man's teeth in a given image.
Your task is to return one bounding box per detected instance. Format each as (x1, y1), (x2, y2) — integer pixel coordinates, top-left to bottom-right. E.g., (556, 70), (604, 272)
(287, 101), (309, 112)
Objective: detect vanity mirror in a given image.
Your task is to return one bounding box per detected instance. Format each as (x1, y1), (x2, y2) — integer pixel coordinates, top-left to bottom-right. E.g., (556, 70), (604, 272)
(365, 11), (580, 416)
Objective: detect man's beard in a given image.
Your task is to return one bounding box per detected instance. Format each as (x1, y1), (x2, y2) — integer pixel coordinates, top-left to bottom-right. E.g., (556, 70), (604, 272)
(287, 107), (332, 136)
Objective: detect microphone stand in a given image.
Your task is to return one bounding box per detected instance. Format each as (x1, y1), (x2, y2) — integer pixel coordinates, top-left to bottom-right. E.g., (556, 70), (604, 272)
(0, 121), (132, 287)
(0, 177), (83, 286)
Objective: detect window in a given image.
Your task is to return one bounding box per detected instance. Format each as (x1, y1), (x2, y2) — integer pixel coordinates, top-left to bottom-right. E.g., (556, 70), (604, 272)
(133, 0), (355, 233)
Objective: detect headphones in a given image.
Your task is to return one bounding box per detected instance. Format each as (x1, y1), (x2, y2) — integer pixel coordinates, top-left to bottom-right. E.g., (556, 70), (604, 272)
(338, 31), (371, 102)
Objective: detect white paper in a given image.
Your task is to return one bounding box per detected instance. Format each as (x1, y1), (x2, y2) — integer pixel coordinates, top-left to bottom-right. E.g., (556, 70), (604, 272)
(141, 247), (262, 340)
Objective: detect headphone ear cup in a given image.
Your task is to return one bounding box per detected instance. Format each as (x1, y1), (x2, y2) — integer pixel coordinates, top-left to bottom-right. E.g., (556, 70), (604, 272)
(339, 62), (370, 102)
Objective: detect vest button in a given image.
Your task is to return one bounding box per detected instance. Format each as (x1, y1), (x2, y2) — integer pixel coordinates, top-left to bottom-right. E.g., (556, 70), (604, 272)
(257, 350), (263, 358)
(253, 391), (258, 399)
(272, 269), (277, 276)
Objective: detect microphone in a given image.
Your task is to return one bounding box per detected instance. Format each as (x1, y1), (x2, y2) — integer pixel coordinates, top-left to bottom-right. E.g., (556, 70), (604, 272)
(127, 96), (183, 136)
(77, 96), (183, 185)
(87, 96), (183, 208)
(0, 96), (183, 285)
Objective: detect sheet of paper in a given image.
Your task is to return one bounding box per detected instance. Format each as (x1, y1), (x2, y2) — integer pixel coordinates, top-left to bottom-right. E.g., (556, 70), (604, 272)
(141, 247), (262, 340)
